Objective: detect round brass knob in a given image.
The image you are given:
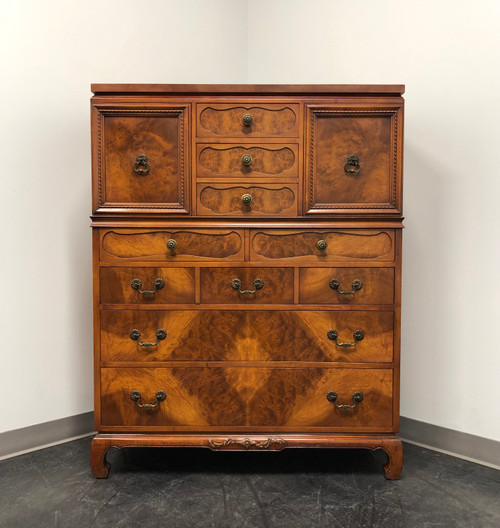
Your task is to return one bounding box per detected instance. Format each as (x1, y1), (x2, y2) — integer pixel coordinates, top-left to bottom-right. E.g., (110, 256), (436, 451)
(241, 193), (253, 205)
(166, 239), (177, 251)
(242, 113), (253, 126)
(241, 154), (253, 166)
(317, 240), (328, 251)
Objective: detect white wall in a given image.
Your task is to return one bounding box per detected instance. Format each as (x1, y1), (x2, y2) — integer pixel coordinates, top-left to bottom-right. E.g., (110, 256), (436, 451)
(2, 0), (499, 443)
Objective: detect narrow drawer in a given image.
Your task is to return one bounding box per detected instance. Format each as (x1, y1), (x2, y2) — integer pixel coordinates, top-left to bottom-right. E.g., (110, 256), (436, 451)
(197, 184), (298, 216)
(100, 310), (393, 363)
(250, 229), (395, 262)
(300, 268), (394, 305)
(100, 367), (394, 431)
(100, 229), (244, 262)
(197, 103), (299, 138)
(100, 267), (195, 304)
(200, 267), (293, 304)
(197, 144), (298, 179)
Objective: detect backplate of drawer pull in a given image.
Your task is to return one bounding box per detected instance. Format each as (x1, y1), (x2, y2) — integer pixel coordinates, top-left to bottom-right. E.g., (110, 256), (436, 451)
(130, 278), (165, 295)
(326, 391), (364, 409)
(129, 328), (167, 347)
(329, 278), (363, 295)
(327, 329), (365, 347)
(230, 277), (264, 294)
(129, 389), (166, 409)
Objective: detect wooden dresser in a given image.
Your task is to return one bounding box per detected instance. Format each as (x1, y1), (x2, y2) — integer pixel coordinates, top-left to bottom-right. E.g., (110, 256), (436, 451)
(90, 84), (404, 479)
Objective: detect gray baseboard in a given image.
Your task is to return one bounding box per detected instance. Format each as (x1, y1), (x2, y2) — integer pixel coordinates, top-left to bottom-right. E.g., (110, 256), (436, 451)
(0, 412), (95, 459)
(399, 416), (500, 469)
(1, 413), (498, 469)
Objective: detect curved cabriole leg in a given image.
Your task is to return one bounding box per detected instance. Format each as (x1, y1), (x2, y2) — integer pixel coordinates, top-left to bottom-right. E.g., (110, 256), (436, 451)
(90, 436), (112, 478)
(380, 438), (403, 479)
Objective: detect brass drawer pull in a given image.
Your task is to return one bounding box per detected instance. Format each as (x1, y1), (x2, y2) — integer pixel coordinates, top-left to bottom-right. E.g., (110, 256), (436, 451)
(231, 278), (264, 294)
(133, 154), (150, 175)
(241, 154), (253, 166)
(130, 390), (166, 409)
(317, 240), (328, 251)
(166, 239), (177, 251)
(129, 328), (167, 347)
(326, 391), (363, 409)
(327, 329), (364, 347)
(130, 278), (165, 295)
(329, 278), (363, 295)
(344, 154), (360, 174)
(241, 193), (253, 205)
(242, 113), (253, 126)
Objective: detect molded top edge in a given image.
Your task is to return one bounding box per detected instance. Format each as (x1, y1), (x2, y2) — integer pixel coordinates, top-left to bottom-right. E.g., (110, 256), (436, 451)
(91, 83), (405, 96)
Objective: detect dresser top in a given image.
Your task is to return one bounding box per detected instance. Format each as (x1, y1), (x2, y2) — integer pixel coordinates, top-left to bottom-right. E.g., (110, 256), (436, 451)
(91, 84), (405, 96)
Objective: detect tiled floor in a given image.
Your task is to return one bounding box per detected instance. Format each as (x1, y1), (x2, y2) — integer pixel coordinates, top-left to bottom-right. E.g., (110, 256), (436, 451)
(0, 436), (498, 527)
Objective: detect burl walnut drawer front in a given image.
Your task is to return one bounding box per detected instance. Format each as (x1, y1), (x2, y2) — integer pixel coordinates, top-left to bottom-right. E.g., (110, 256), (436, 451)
(100, 310), (393, 363)
(100, 229), (244, 262)
(299, 268), (394, 305)
(93, 106), (189, 213)
(250, 229), (395, 262)
(196, 144), (298, 180)
(197, 103), (300, 138)
(200, 268), (294, 304)
(100, 367), (393, 430)
(197, 184), (298, 216)
(100, 267), (195, 305)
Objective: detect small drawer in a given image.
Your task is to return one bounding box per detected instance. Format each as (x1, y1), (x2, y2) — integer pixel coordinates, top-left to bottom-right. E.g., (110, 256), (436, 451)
(100, 229), (244, 262)
(250, 229), (395, 262)
(197, 103), (299, 138)
(299, 267), (394, 305)
(99, 366), (394, 431)
(100, 267), (195, 304)
(200, 267), (293, 304)
(197, 184), (298, 216)
(197, 144), (298, 179)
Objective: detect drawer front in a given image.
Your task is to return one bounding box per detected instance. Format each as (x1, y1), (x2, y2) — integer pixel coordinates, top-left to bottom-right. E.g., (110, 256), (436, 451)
(100, 267), (195, 304)
(200, 267), (293, 304)
(197, 184), (298, 216)
(197, 103), (299, 138)
(94, 106), (189, 213)
(100, 310), (393, 363)
(100, 367), (394, 430)
(100, 229), (244, 262)
(250, 229), (395, 262)
(197, 144), (298, 179)
(299, 267), (394, 305)
(306, 105), (402, 214)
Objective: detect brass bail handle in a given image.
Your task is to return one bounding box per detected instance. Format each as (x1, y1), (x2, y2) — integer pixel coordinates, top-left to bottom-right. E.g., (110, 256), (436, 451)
(327, 329), (364, 347)
(329, 278), (363, 295)
(129, 328), (167, 347)
(326, 391), (364, 410)
(130, 390), (166, 409)
(231, 278), (264, 294)
(344, 154), (360, 174)
(131, 278), (165, 295)
(134, 153), (150, 175)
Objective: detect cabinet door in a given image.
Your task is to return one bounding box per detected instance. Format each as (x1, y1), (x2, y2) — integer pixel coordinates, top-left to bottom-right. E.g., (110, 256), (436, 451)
(92, 105), (189, 213)
(306, 105), (403, 215)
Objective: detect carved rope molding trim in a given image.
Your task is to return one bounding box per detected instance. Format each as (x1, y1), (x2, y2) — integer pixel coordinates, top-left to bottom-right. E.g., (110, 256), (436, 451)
(96, 108), (186, 209)
(208, 438), (286, 450)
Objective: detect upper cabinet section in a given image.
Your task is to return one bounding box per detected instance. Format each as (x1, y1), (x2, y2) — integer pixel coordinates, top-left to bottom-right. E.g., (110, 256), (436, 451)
(91, 104), (190, 214)
(305, 104), (403, 216)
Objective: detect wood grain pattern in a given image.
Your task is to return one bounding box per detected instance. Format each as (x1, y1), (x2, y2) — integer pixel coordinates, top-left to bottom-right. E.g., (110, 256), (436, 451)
(100, 267), (195, 304)
(299, 267), (394, 305)
(100, 310), (393, 363)
(197, 185), (297, 216)
(99, 367), (393, 429)
(197, 104), (299, 137)
(251, 230), (394, 262)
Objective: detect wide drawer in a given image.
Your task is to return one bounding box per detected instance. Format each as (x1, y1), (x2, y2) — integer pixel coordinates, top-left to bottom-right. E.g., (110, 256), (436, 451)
(100, 367), (394, 430)
(200, 267), (293, 304)
(299, 267), (394, 305)
(250, 229), (395, 262)
(100, 229), (244, 262)
(197, 103), (300, 138)
(197, 144), (298, 179)
(197, 184), (298, 216)
(100, 310), (393, 363)
(100, 267), (195, 304)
